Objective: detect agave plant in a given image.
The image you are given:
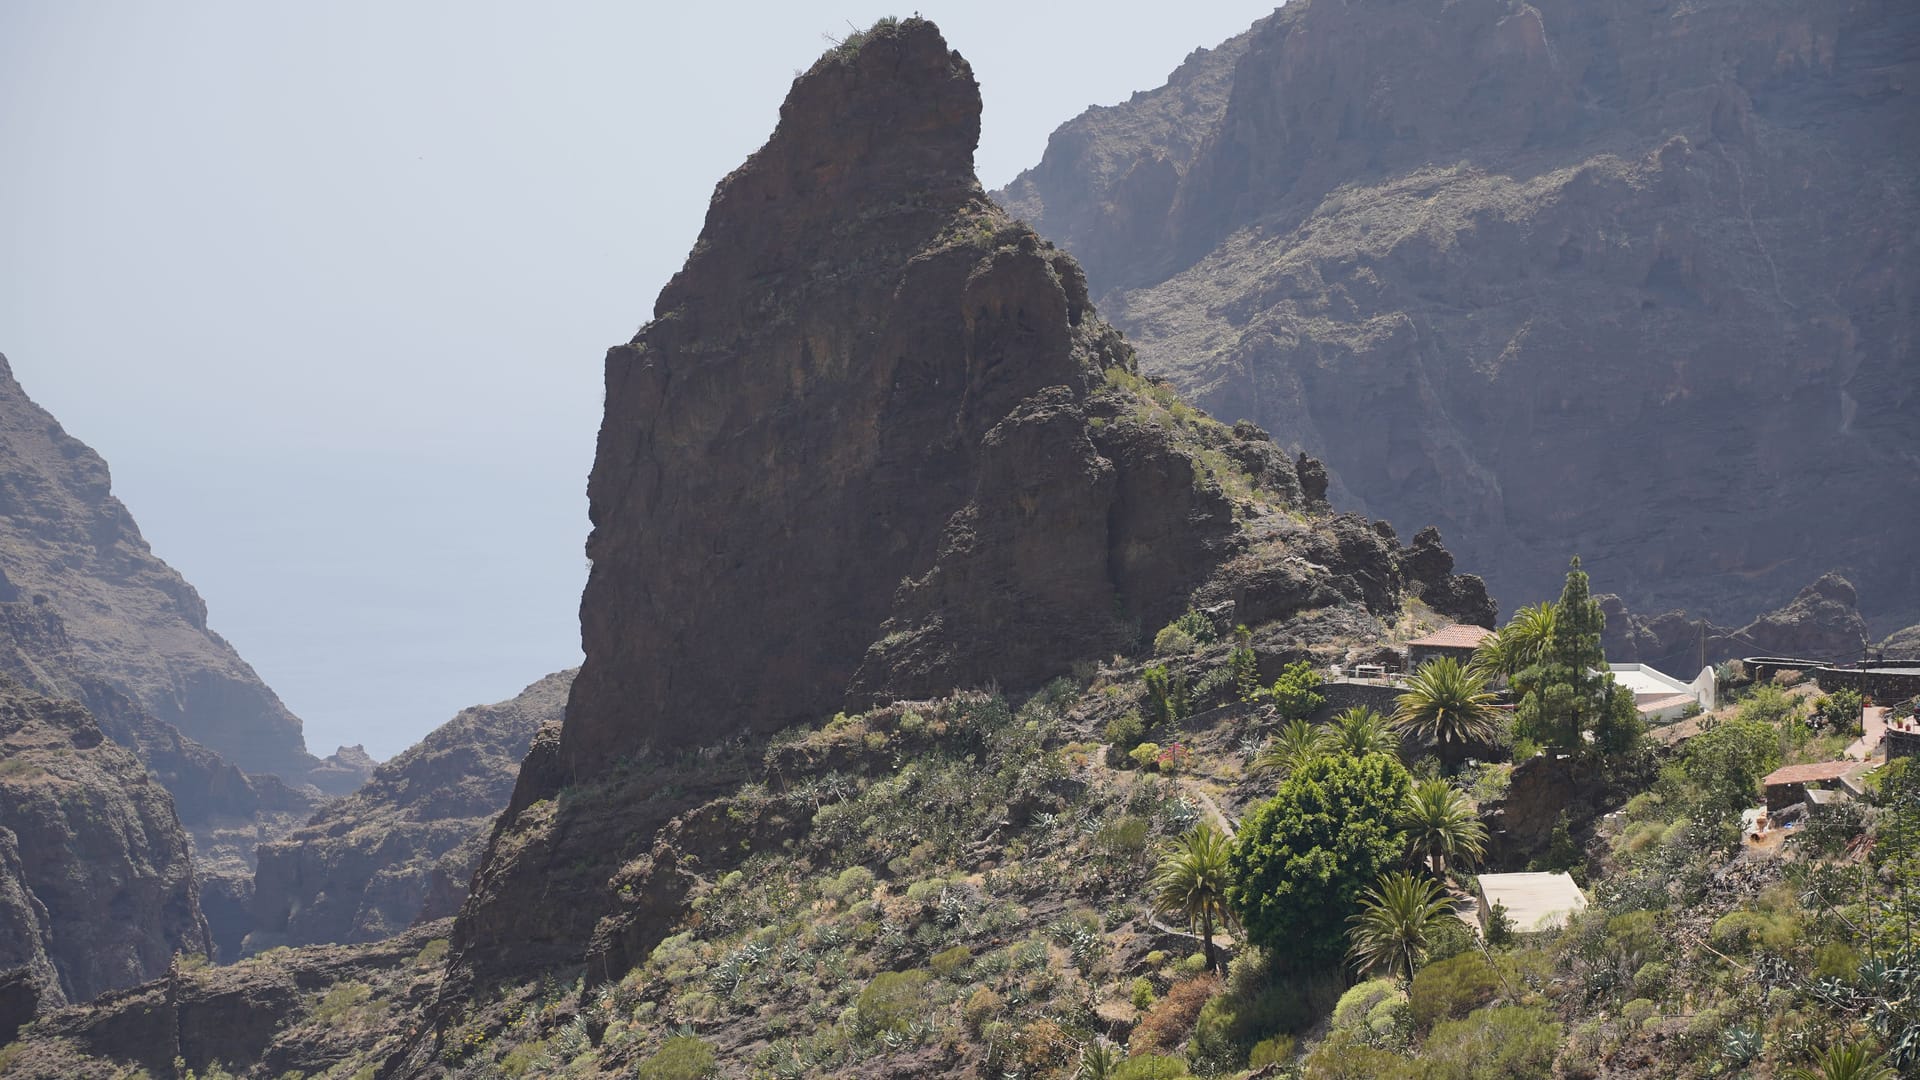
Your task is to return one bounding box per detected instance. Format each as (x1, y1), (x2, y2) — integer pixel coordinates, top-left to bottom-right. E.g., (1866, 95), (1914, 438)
(1783, 1042), (1897, 1080)
(1076, 1036), (1124, 1080)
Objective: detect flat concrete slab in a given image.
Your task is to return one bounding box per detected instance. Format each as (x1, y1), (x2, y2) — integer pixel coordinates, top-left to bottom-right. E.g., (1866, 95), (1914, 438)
(1479, 872), (1587, 933)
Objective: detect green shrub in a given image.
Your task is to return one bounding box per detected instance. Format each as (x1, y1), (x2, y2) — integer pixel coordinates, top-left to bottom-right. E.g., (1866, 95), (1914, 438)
(1330, 978), (1412, 1050)
(854, 969), (932, 1035)
(1409, 952), (1500, 1032)
(930, 945), (972, 978)
(1265, 661), (1325, 722)
(1130, 742), (1163, 770)
(1113, 1054), (1193, 1080)
(1248, 1034), (1295, 1068)
(961, 986), (1003, 1033)
(1105, 712), (1147, 759)
(635, 1035), (717, 1080)
(1419, 1005), (1561, 1080)
(312, 981), (374, 1024)
(827, 865), (875, 903)
(1154, 625), (1199, 657)
(1131, 977), (1157, 1011)
(1631, 960), (1671, 999)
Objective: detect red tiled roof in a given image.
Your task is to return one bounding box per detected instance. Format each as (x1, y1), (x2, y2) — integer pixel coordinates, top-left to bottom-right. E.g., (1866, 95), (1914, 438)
(1762, 760), (1866, 787)
(1406, 624), (1495, 649)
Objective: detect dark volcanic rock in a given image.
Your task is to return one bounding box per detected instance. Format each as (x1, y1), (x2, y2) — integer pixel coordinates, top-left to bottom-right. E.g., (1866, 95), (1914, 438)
(430, 19), (1495, 1023)
(0, 355), (361, 790)
(1601, 571), (1872, 672)
(0, 675), (210, 1005)
(996, 0), (1920, 633)
(250, 670), (572, 949)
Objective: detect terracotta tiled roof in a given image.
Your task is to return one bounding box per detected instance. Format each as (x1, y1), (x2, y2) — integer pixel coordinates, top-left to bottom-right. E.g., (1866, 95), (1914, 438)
(1761, 760), (1868, 787)
(1406, 624), (1495, 649)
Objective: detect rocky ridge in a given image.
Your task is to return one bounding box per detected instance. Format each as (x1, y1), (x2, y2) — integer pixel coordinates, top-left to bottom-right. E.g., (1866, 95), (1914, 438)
(419, 19), (1495, 1043)
(249, 669), (573, 951)
(0, 674), (210, 1011)
(1600, 571), (1872, 674)
(998, 0), (1920, 634)
(0, 354), (367, 789)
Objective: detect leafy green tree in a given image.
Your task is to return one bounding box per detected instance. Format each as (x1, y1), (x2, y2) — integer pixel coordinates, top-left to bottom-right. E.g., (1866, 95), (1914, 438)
(1402, 778), (1487, 877)
(1512, 557), (1643, 758)
(1680, 715), (1781, 820)
(1153, 823), (1236, 972)
(1392, 657), (1499, 766)
(1250, 718), (1330, 781)
(1143, 665), (1189, 725)
(1347, 871), (1458, 980)
(1228, 752), (1414, 966)
(1327, 706), (1399, 759)
(1231, 625), (1260, 703)
(1266, 660), (1325, 721)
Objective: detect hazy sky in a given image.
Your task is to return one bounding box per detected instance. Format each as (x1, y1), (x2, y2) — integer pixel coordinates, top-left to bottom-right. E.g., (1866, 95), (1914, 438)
(0, 2), (1277, 760)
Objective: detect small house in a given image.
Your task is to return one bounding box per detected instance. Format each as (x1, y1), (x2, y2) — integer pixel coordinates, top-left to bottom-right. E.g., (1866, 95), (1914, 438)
(1476, 872), (1588, 934)
(1608, 663), (1717, 723)
(1406, 624), (1494, 670)
(1760, 760), (1874, 812)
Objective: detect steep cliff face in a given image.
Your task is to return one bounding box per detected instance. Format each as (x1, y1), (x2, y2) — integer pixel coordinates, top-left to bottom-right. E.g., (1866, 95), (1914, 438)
(249, 670), (572, 950)
(997, 0), (1919, 633)
(0, 676), (210, 1006)
(0, 356), (363, 788)
(433, 19), (1495, 1015)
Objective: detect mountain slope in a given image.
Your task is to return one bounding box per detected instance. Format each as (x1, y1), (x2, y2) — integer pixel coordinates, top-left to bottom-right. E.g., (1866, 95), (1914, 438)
(997, 0), (1920, 634)
(249, 669), (573, 950)
(412, 18), (1493, 1033)
(0, 355), (362, 787)
(0, 675), (210, 1007)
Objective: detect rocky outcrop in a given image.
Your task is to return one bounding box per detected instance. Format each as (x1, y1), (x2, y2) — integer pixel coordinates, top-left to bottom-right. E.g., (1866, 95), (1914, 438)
(427, 20), (1499, 1023)
(0, 355), (363, 789)
(1601, 572), (1871, 672)
(1883, 625), (1920, 659)
(0, 675), (210, 1006)
(996, 0), (1920, 634)
(250, 670), (572, 950)
(4, 919), (449, 1080)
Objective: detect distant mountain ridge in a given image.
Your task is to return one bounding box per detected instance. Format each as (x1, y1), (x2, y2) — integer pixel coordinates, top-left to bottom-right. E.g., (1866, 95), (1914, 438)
(0, 353), (367, 792)
(998, 0), (1919, 633)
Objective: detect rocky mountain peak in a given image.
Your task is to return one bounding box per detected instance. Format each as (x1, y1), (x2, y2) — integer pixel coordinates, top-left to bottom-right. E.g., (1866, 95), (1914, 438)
(446, 19), (1495, 1000)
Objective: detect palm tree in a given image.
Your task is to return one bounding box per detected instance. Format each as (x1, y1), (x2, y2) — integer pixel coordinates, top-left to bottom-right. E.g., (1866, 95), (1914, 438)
(1325, 706), (1399, 759)
(1152, 822), (1236, 972)
(1474, 602), (1557, 682)
(1250, 718), (1329, 780)
(1783, 1043), (1897, 1080)
(1392, 657), (1499, 766)
(1346, 871), (1458, 981)
(1402, 778), (1487, 877)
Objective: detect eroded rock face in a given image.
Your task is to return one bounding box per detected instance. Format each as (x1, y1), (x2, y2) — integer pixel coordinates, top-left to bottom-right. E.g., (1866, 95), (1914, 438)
(996, 0), (1920, 633)
(250, 670), (572, 949)
(1601, 571), (1871, 672)
(0, 356), (363, 791)
(0, 675), (209, 1005)
(439, 19), (1500, 1013)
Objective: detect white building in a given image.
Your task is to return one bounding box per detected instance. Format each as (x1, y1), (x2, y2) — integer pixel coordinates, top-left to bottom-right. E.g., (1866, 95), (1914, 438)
(1609, 662), (1716, 723)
